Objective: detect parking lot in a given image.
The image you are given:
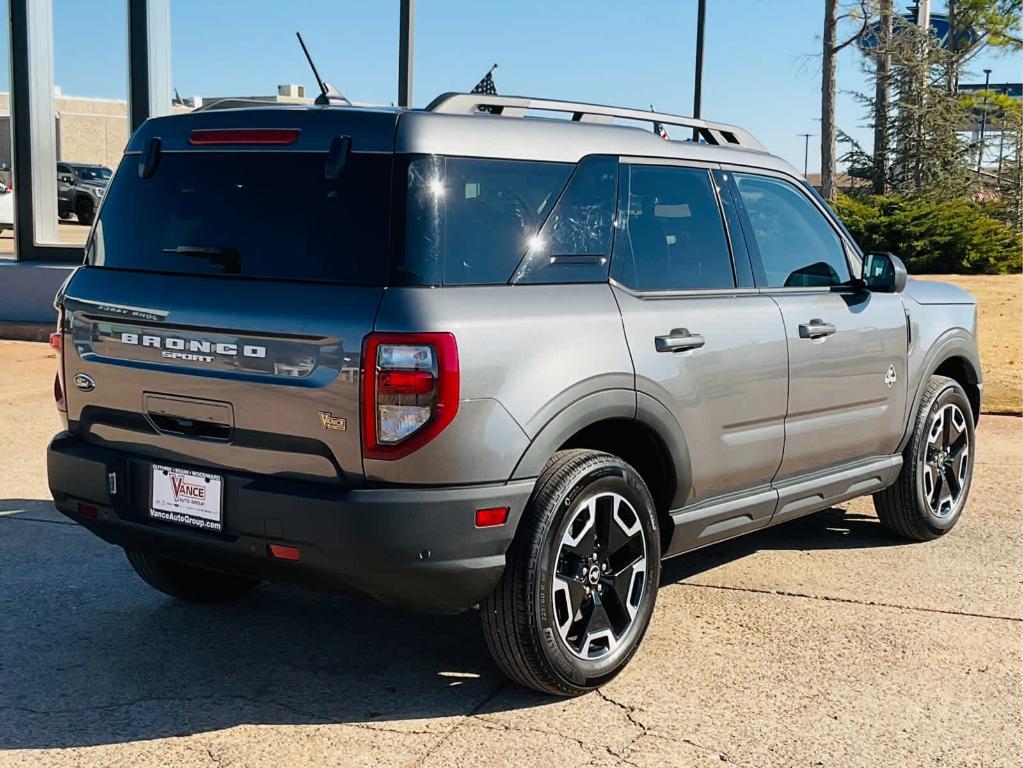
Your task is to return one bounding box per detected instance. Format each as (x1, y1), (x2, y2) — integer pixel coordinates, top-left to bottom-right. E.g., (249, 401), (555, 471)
(0, 339), (1020, 768)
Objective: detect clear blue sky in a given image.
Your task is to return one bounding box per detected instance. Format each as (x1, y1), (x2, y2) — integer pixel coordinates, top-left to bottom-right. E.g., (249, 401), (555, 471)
(0, 1), (1016, 173)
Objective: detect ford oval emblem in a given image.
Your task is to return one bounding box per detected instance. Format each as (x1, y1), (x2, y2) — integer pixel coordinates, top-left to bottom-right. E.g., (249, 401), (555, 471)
(73, 373), (95, 392)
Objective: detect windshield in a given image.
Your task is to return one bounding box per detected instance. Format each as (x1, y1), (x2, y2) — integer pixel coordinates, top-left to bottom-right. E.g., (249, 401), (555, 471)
(89, 151), (392, 284)
(76, 166), (112, 182)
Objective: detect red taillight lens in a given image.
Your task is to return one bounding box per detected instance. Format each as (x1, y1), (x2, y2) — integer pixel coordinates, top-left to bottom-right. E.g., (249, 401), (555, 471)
(361, 333), (459, 460)
(50, 326), (66, 413)
(188, 128), (301, 146)
(378, 369), (435, 395)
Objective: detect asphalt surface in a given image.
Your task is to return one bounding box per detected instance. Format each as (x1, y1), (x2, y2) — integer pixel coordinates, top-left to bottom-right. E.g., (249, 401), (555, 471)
(1, 340), (1020, 768)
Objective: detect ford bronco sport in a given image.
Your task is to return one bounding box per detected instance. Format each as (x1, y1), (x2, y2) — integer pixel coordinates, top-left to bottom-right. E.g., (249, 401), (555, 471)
(47, 93), (981, 696)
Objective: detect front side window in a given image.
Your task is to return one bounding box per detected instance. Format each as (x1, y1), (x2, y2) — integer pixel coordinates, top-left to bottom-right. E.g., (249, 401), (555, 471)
(400, 156), (572, 286)
(611, 164), (735, 292)
(733, 173), (850, 288)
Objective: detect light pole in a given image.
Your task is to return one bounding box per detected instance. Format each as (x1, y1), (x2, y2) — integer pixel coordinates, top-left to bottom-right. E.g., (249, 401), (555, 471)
(798, 133), (814, 177)
(976, 68), (992, 177)
(692, 0), (706, 141)
(398, 0), (414, 108)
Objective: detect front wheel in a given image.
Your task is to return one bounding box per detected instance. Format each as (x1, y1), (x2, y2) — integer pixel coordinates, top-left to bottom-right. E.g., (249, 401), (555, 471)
(75, 197), (94, 226)
(480, 450), (661, 696)
(873, 375), (975, 541)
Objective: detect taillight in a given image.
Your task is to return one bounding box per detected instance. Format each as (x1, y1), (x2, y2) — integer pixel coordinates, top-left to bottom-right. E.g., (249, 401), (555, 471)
(361, 333), (459, 460)
(50, 316), (66, 412)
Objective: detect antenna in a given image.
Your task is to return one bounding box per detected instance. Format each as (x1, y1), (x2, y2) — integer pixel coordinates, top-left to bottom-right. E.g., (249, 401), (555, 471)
(295, 31), (351, 106)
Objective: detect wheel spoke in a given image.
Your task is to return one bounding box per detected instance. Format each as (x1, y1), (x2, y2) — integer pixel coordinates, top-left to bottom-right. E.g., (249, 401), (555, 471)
(928, 408), (945, 449)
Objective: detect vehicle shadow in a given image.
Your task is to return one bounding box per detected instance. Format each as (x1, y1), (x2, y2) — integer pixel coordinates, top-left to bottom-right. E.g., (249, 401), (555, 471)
(660, 504), (901, 584)
(0, 501), (894, 750)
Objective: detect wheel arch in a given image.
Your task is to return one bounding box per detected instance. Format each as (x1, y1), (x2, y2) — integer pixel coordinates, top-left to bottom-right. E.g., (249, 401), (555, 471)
(510, 389), (691, 549)
(900, 332), (982, 452)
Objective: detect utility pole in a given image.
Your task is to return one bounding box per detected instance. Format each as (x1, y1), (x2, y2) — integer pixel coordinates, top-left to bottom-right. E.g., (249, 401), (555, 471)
(977, 68), (992, 177)
(798, 133), (813, 176)
(398, 0), (414, 108)
(692, 0), (706, 141)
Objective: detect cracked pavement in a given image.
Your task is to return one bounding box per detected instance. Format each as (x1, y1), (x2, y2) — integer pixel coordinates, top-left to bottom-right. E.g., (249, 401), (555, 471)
(1, 339), (1020, 767)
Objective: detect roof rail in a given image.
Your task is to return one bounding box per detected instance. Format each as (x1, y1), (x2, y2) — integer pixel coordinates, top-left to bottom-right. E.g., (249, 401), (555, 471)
(424, 92), (766, 152)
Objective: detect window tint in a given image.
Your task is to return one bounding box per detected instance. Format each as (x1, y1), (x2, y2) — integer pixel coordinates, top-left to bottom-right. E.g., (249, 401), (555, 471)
(733, 173), (850, 288)
(89, 151), (393, 284)
(611, 165), (734, 292)
(401, 156), (572, 286)
(512, 155), (617, 284)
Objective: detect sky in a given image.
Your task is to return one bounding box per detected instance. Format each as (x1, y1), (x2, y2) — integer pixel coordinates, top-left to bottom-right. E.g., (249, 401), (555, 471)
(0, 0), (1017, 174)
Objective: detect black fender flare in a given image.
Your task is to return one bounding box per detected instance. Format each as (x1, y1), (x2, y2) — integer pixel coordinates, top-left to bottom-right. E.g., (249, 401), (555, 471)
(509, 388), (692, 510)
(898, 330), (982, 453)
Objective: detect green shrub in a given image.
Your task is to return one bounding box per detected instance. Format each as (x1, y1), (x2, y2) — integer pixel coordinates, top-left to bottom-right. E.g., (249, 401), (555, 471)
(832, 193), (1022, 274)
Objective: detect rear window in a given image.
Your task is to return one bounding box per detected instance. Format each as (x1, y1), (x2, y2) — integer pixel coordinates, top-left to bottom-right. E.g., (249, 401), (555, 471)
(88, 151), (392, 284)
(398, 156), (573, 285)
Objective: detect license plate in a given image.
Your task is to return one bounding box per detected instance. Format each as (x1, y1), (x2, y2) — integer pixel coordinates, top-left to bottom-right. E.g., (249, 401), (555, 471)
(150, 464), (223, 532)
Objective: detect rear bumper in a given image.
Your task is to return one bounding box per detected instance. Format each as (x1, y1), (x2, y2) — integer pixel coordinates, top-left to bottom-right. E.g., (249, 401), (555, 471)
(47, 432), (533, 614)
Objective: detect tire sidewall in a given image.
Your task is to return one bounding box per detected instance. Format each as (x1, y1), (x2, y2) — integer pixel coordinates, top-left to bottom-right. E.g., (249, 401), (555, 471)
(913, 382), (975, 534)
(533, 458), (660, 689)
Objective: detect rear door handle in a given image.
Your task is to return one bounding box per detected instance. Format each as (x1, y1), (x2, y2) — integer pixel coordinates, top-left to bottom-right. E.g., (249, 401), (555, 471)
(798, 319), (837, 339)
(655, 328), (705, 353)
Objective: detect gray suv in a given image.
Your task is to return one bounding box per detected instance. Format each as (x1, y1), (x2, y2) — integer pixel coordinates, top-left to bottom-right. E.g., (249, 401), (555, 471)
(47, 94), (981, 696)
(57, 162), (112, 225)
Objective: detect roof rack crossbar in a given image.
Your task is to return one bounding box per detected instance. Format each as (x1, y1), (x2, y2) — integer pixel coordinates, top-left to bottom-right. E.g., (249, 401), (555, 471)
(424, 93), (765, 151)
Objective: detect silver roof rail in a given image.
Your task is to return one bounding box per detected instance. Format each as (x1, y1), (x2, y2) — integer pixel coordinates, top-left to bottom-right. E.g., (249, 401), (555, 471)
(424, 92), (765, 152)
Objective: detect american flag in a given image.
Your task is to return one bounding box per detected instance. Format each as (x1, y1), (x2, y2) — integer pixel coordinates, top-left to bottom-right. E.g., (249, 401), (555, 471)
(651, 106), (669, 140)
(471, 65), (498, 96)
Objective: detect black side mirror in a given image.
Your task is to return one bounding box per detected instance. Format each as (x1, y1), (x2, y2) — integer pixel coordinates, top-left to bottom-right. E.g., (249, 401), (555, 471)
(862, 252), (907, 293)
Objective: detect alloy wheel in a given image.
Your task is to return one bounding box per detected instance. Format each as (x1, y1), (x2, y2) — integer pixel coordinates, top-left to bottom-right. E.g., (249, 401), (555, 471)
(921, 402), (970, 518)
(550, 492), (648, 660)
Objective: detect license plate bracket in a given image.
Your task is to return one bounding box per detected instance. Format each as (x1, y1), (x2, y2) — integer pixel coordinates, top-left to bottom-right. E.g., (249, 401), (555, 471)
(149, 464), (224, 532)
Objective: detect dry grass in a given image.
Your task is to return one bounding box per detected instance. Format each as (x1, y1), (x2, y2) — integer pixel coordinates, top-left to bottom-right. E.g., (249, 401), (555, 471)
(916, 274), (1022, 415)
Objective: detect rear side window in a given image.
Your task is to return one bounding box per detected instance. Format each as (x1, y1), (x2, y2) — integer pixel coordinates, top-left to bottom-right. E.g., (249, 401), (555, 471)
(611, 164), (735, 292)
(512, 155), (618, 284)
(89, 151), (392, 284)
(399, 156), (572, 285)
(733, 173), (850, 288)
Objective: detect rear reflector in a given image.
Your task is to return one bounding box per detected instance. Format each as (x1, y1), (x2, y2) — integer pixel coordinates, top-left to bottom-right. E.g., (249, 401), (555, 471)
(475, 507), (509, 528)
(78, 503), (98, 520)
(188, 128), (301, 146)
(267, 543), (301, 561)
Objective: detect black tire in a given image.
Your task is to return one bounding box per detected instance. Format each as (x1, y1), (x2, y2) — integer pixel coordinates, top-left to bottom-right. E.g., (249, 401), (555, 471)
(873, 375), (975, 541)
(125, 549), (261, 603)
(58, 210), (72, 220)
(75, 197), (94, 226)
(480, 450), (661, 696)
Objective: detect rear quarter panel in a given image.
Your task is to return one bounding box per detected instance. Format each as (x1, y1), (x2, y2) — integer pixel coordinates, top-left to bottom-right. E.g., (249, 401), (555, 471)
(367, 284), (635, 484)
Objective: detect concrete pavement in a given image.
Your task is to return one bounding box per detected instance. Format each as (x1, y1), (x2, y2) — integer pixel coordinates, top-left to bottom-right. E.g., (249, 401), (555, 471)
(0, 340), (1020, 767)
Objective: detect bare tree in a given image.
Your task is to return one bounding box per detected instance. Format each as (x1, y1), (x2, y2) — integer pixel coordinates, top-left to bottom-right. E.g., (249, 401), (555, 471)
(821, 0), (872, 200)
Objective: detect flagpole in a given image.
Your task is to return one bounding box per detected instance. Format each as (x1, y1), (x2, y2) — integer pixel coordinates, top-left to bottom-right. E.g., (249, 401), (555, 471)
(693, 0), (706, 140)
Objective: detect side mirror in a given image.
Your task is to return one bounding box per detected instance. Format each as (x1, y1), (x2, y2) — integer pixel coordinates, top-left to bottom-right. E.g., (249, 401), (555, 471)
(862, 252), (907, 293)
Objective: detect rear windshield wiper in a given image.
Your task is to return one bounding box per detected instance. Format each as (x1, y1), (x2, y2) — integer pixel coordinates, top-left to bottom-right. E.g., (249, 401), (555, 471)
(161, 245), (241, 273)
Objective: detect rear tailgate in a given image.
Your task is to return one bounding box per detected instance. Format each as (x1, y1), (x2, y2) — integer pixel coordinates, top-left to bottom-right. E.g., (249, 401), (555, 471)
(59, 106), (401, 484)
(62, 268), (379, 483)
